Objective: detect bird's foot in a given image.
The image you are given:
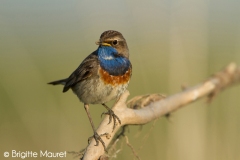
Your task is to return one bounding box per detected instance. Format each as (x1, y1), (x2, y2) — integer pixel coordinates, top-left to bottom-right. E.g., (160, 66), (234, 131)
(88, 132), (110, 152)
(101, 109), (121, 131)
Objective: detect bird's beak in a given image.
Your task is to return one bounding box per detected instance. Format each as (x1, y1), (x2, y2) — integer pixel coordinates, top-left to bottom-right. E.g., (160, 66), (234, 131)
(95, 41), (111, 46)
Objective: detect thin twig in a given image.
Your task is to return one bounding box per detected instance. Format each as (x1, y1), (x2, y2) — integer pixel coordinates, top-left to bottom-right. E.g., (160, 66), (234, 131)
(82, 63), (240, 160)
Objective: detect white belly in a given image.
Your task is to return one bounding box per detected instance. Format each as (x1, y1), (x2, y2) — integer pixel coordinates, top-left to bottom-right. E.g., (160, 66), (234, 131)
(72, 77), (129, 104)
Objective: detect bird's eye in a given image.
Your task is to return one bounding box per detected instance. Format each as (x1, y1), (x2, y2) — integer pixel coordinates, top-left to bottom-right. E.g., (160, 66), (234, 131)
(112, 40), (118, 45)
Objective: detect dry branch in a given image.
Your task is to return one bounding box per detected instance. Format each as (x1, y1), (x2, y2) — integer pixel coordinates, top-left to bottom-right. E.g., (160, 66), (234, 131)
(82, 63), (240, 160)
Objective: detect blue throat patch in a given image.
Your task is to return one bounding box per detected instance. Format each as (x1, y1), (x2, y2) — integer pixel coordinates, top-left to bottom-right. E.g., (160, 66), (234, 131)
(97, 46), (130, 76)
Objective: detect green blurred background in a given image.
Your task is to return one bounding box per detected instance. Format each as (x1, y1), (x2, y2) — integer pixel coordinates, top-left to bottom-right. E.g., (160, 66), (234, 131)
(1, 0), (240, 160)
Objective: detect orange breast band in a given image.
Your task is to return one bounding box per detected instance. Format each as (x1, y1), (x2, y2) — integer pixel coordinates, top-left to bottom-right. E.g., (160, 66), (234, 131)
(99, 67), (131, 86)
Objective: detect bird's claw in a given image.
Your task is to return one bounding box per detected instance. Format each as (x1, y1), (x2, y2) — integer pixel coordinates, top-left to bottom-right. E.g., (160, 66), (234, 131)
(101, 109), (121, 131)
(88, 131), (109, 152)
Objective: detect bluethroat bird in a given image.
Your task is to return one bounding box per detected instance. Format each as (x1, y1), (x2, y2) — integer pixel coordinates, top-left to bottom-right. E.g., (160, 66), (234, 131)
(48, 30), (132, 151)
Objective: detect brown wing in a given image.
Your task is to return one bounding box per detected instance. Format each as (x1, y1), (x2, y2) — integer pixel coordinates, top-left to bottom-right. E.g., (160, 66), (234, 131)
(63, 51), (99, 92)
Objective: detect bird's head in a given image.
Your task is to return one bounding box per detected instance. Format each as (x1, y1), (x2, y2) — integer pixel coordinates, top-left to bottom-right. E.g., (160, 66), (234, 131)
(96, 30), (129, 58)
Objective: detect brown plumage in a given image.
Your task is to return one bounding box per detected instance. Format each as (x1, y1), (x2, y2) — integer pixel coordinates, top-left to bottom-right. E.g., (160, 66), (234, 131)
(48, 30), (132, 151)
